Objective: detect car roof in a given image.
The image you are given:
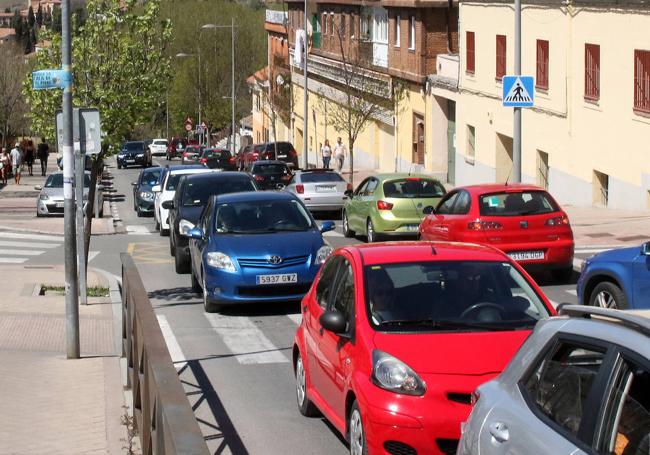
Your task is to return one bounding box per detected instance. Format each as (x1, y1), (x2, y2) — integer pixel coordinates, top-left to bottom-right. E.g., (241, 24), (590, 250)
(124, 141), (144, 145)
(252, 160), (287, 166)
(341, 241), (510, 266)
(455, 183), (547, 194)
(372, 173), (443, 182)
(213, 190), (297, 204)
(164, 164), (203, 172)
(182, 172), (250, 182)
(168, 168), (213, 175)
(296, 168), (338, 174)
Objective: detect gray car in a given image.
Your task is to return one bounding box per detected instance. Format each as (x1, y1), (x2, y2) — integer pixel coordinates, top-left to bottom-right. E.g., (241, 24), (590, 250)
(284, 169), (350, 212)
(458, 305), (650, 455)
(36, 171), (90, 216)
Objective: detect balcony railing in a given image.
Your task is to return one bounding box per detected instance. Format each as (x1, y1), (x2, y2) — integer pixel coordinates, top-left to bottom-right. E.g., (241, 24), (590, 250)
(266, 10), (287, 26)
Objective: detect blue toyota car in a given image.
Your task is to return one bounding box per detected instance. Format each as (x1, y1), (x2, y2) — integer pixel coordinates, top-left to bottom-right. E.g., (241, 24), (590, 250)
(577, 241), (650, 310)
(186, 191), (335, 312)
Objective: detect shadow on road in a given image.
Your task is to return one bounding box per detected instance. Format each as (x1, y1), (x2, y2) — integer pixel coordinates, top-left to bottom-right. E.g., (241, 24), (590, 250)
(219, 300), (301, 318)
(149, 286), (199, 302)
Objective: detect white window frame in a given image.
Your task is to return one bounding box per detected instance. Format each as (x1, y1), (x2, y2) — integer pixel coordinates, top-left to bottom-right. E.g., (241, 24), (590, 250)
(409, 15), (415, 50)
(395, 15), (401, 48)
(330, 12), (335, 36)
(372, 8), (388, 44)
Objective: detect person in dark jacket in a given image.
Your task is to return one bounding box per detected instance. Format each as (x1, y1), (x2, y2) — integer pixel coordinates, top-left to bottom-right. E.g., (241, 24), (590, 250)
(37, 139), (49, 176)
(24, 140), (35, 176)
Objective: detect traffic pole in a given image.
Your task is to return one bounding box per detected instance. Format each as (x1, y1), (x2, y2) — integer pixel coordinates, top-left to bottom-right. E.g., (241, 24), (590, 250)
(231, 17), (236, 155)
(76, 136), (87, 305)
(512, 0), (522, 183)
(62, 0), (80, 358)
(302, 0), (308, 169)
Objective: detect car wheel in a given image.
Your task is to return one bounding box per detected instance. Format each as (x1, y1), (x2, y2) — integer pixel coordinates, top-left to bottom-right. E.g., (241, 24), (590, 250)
(348, 401), (368, 455)
(160, 226), (169, 237)
(202, 275), (220, 313)
(169, 232), (175, 257)
(117, 163), (121, 169)
(343, 211), (355, 238)
(174, 249), (189, 274)
(551, 266), (574, 283)
(295, 352), (319, 417)
(191, 264), (201, 293)
(36, 211), (42, 218)
(366, 218), (379, 243)
(589, 281), (628, 310)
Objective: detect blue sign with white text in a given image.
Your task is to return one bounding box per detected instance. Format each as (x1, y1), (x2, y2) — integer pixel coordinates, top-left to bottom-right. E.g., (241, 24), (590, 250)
(502, 75), (535, 107)
(32, 69), (72, 90)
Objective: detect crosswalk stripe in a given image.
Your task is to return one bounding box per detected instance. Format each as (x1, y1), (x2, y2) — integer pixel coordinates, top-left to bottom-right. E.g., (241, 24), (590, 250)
(0, 249), (46, 256)
(0, 257), (28, 264)
(0, 240), (60, 249)
(0, 232), (63, 242)
(287, 314), (302, 325)
(156, 314), (187, 370)
(323, 231), (344, 237)
(205, 313), (289, 364)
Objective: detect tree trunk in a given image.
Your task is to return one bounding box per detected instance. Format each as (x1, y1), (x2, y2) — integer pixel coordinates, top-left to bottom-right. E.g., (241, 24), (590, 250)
(348, 137), (354, 187)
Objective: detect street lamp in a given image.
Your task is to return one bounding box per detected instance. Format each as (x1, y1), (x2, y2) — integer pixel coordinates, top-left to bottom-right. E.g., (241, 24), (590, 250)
(175, 51), (204, 145)
(202, 19), (236, 155)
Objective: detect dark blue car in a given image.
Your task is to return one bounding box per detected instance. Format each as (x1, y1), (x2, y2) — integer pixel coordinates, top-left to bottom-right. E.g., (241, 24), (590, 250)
(187, 191), (335, 312)
(131, 167), (162, 216)
(577, 242), (650, 309)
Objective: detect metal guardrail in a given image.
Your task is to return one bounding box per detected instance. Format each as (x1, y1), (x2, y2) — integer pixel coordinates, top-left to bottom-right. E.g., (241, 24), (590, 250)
(121, 253), (210, 455)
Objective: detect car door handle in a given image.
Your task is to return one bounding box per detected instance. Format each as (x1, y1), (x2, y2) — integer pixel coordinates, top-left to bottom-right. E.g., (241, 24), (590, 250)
(488, 422), (509, 443)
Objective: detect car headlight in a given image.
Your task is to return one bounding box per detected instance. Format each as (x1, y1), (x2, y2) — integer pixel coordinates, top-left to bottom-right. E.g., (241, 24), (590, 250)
(206, 252), (236, 272)
(136, 153), (144, 157)
(179, 219), (195, 236)
(371, 350), (426, 396)
(139, 191), (154, 201)
(315, 245), (333, 265)
(39, 194), (49, 200)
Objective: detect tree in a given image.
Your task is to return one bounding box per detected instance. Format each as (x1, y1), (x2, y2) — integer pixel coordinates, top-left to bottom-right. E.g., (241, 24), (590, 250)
(28, 6), (35, 28)
(0, 44), (28, 149)
(316, 26), (392, 186)
(51, 6), (61, 33)
(36, 4), (43, 27)
(24, 0), (172, 268)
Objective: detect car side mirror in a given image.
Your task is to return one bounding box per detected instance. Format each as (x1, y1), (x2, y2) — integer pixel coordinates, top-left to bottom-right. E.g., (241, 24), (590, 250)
(131, 181), (137, 186)
(320, 221), (335, 233)
(162, 200), (174, 210)
(152, 185), (161, 193)
(423, 206), (435, 215)
(34, 185), (42, 191)
(344, 189), (353, 198)
(642, 241), (650, 256)
(319, 310), (348, 335)
(187, 227), (204, 239)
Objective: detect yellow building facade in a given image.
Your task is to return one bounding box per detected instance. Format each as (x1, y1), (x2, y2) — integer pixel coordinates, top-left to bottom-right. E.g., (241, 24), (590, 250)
(456, 0), (650, 209)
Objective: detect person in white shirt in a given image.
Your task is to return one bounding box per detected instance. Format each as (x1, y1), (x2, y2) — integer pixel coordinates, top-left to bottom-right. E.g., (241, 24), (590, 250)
(320, 139), (332, 169)
(10, 143), (22, 185)
(333, 137), (347, 173)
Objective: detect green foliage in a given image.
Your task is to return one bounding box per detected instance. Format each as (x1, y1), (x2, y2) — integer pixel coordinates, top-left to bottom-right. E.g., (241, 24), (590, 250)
(23, 0), (172, 151)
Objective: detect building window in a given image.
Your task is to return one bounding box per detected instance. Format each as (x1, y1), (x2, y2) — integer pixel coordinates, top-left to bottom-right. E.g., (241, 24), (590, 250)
(467, 125), (476, 159)
(395, 15), (401, 47)
(466, 31), (475, 74)
(350, 13), (355, 38)
(634, 49), (650, 113)
(584, 43), (600, 101)
(408, 15), (415, 50)
(330, 12), (334, 36)
(536, 39), (549, 90)
(496, 34), (506, 80)
(322, 12), (328, 35)
(373, 9), (388, 44)
(537, 150), (549, 190)
(361, 12), (372, 41)
(340, 14), (346, 37)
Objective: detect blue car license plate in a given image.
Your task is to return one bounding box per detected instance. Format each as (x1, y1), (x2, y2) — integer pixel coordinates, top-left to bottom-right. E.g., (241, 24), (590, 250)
(256, 273), (298, 285)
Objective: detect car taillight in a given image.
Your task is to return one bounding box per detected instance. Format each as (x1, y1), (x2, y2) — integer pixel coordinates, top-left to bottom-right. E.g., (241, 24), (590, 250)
(471, 390), (480, 406)
(546, 215), (569, 226)
(377, 200), (393, 210)
(229, 157), (236, 164)
(183, 152), (190, 157)
(467, 219), (503, 230)
(296, 184), (304, 194)
(255, 175), (264, 181)
(346, 183), (353, 191)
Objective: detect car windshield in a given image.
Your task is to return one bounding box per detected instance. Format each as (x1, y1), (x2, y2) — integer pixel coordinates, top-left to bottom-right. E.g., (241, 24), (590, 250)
(202, 149), (231, 159)
(215, 199), (313, 233)
(165, 173), (193, 191)
(366, 260), (550, 332)
(185, 147), (201, 154)
(46, 174), (91, 188)
(153, 140), (167, 146)
(253, 164), (290, 175)
(479, 191), (559, 216)
(123, 142), (143, 151)
(266, 143), (293, 153)
(383, 178), (446, 198)
(141, 169), (161, 185)
(300, 172), (344, 183)
(181, 177), (256, 206)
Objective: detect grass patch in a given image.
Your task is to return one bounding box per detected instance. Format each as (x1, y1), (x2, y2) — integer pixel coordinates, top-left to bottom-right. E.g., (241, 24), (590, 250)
(40, 285), (110, 297)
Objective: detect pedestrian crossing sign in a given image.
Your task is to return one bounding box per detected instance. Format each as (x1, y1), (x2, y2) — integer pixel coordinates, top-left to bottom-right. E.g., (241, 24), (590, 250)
(502, 75), (535, 107)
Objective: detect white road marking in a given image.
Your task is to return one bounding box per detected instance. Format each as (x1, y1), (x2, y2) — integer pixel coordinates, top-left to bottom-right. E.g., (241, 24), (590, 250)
(323, 231), (344, 237)
(0, 257), (28, 263)
(156, 314), (187, 370)
(0, 240), (60, 249)
(0, 232), (63, 242)
(205, 313), (289, 364)
(126, 225), (153, 235)
(574, 248), (612, 254)
(0, 249), (46, 256)
(567, 290), (577, 296)
(287, 314), (302, 325)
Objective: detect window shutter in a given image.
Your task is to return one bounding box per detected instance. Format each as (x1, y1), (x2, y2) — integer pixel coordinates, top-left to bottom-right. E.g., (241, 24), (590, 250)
(496, 35), (506, 80)
(634, 50), (650, 113)
(466, 31), (475, 74)
(584, 44), (600, 100)
(536, 40), (549, 90)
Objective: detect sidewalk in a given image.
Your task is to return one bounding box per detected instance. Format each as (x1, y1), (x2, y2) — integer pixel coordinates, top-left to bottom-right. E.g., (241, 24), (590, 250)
(0, 264), (127, 454)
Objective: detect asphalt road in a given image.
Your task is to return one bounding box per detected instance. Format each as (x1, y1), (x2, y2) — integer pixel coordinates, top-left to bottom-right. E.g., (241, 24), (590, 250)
(32, 155), (601, 454)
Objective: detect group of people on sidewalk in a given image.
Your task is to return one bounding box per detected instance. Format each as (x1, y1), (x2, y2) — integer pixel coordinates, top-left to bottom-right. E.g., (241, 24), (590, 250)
(0, 139), (50, 185)
(319, 137), (347, 172)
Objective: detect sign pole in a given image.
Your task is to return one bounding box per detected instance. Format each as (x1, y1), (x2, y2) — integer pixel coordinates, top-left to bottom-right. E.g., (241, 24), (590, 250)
(513, 0), (522, 183)
(61, 0), (79, 358)
(75, 134), (87, 305)
(303, 0), (309, 169)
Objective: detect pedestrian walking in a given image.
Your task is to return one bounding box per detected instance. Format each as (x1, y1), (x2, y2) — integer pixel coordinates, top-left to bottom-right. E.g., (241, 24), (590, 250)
(333, 137), (347, 173)
(10, 142), (22, 185)
(24, 140), (35, 176)
(0, 148), (9, 185)
(321, 139), (332, 169)
(37, 138), (49, 176)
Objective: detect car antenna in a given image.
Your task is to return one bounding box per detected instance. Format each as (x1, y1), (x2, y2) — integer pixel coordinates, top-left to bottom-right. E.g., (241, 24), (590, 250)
(504, 165), (513, 186)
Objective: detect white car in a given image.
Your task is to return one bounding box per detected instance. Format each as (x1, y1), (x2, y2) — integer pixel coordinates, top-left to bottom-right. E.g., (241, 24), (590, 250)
(149, 138), (168, 156)
(153, 167), (215, 235)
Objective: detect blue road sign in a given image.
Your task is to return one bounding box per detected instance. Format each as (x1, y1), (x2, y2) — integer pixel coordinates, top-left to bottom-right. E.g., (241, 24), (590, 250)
(32, 69), (72, 90)
(502, 75), (534, 107)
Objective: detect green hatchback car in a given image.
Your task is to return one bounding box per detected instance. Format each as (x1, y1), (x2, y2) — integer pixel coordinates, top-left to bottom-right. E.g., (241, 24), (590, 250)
(342, 173), (447, 242)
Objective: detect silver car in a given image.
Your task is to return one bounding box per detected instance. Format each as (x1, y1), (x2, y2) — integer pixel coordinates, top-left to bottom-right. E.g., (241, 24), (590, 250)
(284, 169), (350, 212)
(36, 171), (90, 216)
(458, 305), (650, 455)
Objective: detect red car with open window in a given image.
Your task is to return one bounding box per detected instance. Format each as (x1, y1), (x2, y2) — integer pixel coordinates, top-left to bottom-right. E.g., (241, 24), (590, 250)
(419, 184), (574, 282)
(293, 241), (555, 455)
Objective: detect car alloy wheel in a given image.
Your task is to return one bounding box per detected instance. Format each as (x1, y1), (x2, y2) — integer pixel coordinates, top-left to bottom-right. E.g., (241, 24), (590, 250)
(589, 282), (628, 310)
(366, 219), (376, 243)
(343, 211), (354, 238)
(595, 290), (616, 308)
(295, 353), (318, 417)
(349, 402), (367, 455)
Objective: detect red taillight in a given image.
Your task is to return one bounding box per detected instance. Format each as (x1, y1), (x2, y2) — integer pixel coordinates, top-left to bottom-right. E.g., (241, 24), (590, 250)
(546, 215), (570, 227)
(255, 175), (264, 181)
(467, 219), (503, 230)
(229, 157), (236, 164)
(377, 200), (393, 210)
(346, 183), (353, 191)
(406, 177), (421, 181)
(471, 390), (480, 406)
(199, 158), (207, 164)
(296, 184), (304, 194)
(183, 152), (190, 157)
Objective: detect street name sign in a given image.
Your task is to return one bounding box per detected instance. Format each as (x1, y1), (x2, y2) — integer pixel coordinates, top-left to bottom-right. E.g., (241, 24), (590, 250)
(502, 75), (535, 107)
(32, 69), (72, 90)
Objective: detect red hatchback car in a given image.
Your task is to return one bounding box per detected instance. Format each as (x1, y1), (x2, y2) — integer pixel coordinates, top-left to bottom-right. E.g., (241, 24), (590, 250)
(293, 241), (555, 455)
(419, 184), (574, 281)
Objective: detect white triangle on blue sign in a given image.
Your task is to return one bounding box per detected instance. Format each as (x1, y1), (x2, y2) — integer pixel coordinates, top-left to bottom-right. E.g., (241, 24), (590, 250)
(504, 77), (533, 103)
